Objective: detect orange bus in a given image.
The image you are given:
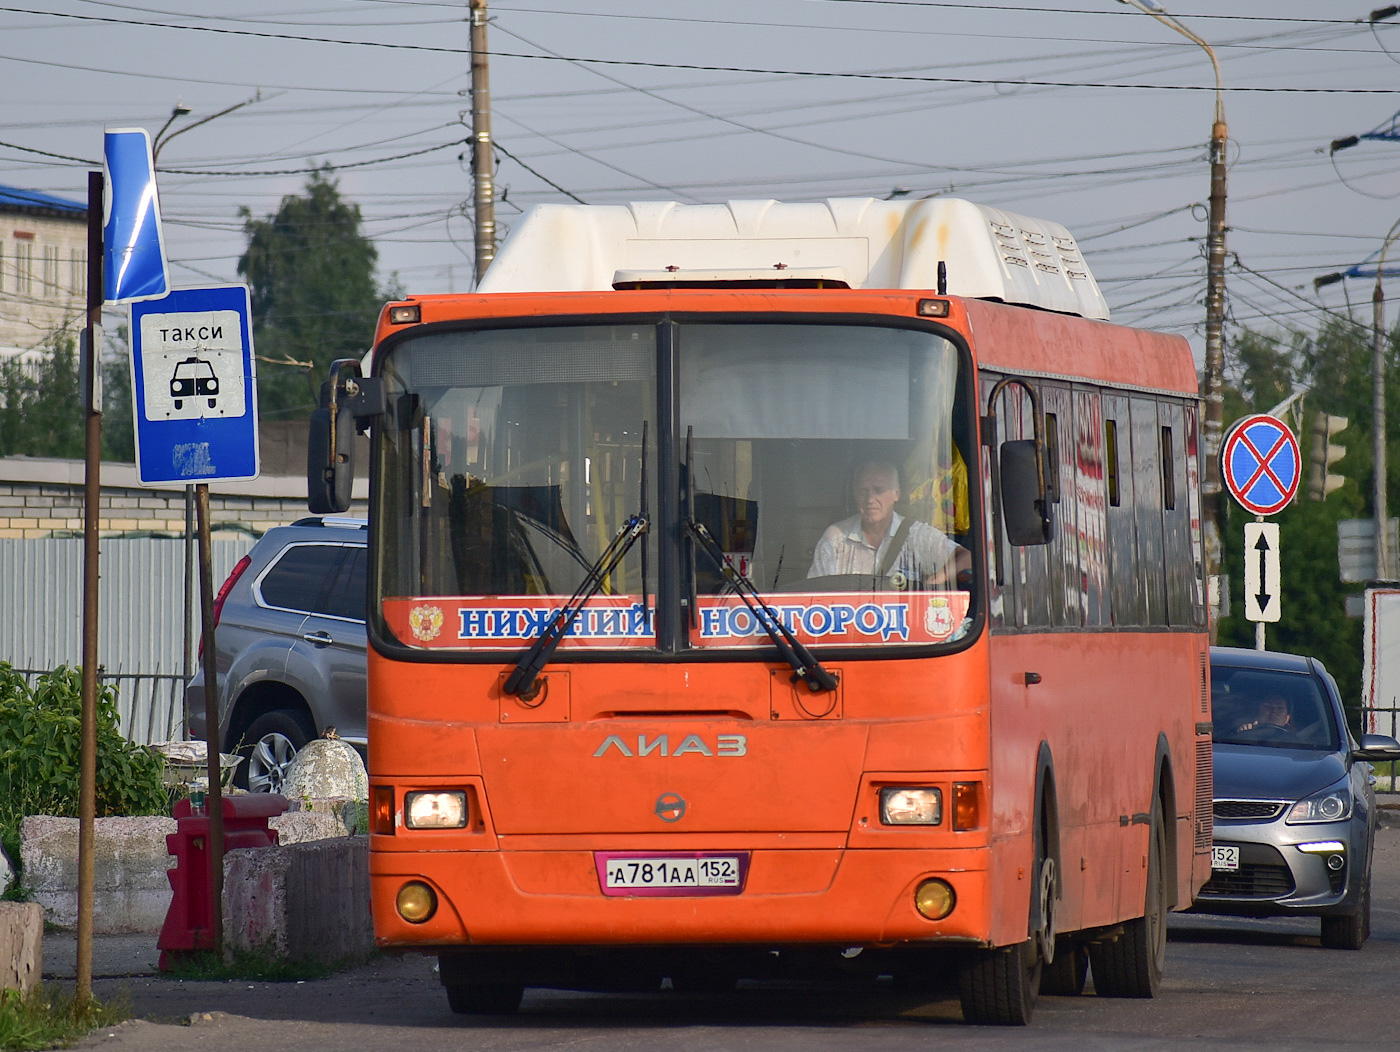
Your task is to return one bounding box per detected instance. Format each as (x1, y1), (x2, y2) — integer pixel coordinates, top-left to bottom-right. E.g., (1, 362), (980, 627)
(309, 198), (1212, 1025)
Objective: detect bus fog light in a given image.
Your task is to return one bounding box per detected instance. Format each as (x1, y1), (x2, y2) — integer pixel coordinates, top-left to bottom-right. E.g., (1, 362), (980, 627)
(880, 787), (941, 825)
(405, 791), (468, 829)
(915, 879), (956, 920)
(396, 881), (437, 923)
(1327, 854), (1345, 871)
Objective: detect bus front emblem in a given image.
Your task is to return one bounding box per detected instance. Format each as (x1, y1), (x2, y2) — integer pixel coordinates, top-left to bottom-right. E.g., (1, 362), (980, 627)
(655, 793), (686, 823)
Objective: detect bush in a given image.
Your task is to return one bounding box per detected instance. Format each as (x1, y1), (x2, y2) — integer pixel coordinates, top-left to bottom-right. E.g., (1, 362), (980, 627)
(0, 663), (168, 866)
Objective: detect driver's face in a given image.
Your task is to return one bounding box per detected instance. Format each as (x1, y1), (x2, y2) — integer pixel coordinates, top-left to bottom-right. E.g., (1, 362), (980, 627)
(854, 465), (899, 533)
(1257, 697), (1291, 727)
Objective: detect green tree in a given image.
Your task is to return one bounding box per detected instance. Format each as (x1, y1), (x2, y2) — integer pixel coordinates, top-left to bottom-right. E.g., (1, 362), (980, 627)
(0, 335), (84, 458)
(0, 330), (137, 462)
(237, 166), (387, 419)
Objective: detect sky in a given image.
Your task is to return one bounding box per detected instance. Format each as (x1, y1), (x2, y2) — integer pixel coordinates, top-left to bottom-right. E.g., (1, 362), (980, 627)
(4, 0), (1400, 372)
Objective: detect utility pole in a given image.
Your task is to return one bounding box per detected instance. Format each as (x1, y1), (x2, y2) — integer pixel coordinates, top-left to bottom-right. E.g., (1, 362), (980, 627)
(1118, 0), (1227, 636)
(1373, 217), (1400, 582)
(470, 0), (497, 284)
(1204, 110), (1228, 638)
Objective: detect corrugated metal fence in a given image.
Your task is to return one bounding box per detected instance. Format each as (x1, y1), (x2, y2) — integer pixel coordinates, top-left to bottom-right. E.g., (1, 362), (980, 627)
(1, 537), (255, 743)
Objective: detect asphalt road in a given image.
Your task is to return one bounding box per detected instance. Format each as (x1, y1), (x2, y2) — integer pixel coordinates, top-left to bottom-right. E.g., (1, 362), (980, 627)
(70, 824), (1400, 1051)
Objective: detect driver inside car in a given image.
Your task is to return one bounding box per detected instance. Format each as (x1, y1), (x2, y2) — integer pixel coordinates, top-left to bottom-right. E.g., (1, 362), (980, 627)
(1235, 694), (1295, 735)
(808, 459), (971, 589)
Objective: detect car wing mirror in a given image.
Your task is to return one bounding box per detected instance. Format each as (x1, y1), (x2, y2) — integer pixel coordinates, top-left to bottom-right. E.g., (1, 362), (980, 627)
(1354, 733), (1400, 762)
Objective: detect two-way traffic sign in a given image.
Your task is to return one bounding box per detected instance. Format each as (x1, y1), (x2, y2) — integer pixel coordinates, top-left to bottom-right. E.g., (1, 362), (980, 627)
(1244, 522), (1281, 623)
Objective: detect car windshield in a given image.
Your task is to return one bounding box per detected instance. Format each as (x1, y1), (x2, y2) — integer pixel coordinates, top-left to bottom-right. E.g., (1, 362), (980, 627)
(1210, 664), (1340, 750)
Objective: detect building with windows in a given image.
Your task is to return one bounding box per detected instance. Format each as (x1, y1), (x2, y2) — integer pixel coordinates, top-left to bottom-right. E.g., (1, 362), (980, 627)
(0, 184), (87, 365)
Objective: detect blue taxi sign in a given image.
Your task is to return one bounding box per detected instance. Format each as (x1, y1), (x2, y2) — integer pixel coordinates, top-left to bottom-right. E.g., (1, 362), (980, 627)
(129, 284), (259, 485)
(1221, 414), (1300, 516)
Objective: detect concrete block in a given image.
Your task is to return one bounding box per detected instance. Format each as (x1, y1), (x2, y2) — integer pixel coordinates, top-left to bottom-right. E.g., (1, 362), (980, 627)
(20, 816), (177, 933)
(269, 810), (347, 844)
(0, 902), (42, 994)
(223, 837), (372, 964)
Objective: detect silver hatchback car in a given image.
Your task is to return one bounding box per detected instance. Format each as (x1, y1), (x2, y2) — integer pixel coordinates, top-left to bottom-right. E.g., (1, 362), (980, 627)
(1197, 647), (1400, 948)
(186, 516), (367, 792)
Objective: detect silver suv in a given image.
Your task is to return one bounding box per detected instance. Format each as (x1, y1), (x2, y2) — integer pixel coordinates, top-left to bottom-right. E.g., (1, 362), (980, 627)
(186, 516), (367, 792)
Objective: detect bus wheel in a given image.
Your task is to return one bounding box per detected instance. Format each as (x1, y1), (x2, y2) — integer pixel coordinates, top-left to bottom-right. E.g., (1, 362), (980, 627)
(445, 983), (524, 1015)
(1039, 938), (1087, 996)
(1089, 800), (1167, 997)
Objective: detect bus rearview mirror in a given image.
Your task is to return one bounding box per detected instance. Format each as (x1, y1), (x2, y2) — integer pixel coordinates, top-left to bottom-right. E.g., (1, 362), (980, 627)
(1000, 439), (1054, 547)
(307, 389), (356, 514)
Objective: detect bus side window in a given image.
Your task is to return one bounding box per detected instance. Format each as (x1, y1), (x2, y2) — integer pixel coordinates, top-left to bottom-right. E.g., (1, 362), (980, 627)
(1105, 419), (1121, 508)
(1045, 413), (1061, 504)
(1160, 426), (1176, 511)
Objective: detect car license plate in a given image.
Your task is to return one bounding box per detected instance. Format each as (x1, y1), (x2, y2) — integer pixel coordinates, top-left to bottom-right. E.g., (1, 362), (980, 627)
(595, 852), (749, 897)
(1212, 845), (1239, 872)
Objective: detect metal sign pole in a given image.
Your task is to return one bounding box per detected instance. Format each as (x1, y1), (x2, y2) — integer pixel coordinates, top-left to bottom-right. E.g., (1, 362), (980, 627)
(195, 484), (225, 957)
(75, 168), (104, 1007)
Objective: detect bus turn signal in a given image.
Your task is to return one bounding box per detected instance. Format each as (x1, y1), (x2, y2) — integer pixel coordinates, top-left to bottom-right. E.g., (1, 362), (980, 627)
(953, 782), (980, 830)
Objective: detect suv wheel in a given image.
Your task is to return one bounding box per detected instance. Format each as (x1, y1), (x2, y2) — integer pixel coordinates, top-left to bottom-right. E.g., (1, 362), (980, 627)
(237, 710), (315, 793)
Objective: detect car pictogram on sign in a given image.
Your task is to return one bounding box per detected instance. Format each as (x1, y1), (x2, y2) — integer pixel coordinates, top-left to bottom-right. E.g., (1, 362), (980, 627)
(170, 356), (219, 411)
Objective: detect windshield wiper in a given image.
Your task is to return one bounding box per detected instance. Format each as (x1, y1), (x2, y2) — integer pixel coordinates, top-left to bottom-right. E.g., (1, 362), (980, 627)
(505, 422), (650, 700)
(684, 519), (838, 694)
(503, 512), (648, 699)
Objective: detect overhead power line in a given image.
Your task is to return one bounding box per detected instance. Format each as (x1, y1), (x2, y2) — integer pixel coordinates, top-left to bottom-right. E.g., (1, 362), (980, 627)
(1, 7), (1397, 94)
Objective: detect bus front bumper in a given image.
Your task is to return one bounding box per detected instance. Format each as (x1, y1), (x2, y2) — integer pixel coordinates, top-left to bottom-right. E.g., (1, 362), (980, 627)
(369, 845), (992, 949)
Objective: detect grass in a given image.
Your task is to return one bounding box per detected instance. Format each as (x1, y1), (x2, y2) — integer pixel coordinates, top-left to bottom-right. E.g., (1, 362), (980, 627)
(159, 945), (359, 983)
(0, 986), (130, 1052)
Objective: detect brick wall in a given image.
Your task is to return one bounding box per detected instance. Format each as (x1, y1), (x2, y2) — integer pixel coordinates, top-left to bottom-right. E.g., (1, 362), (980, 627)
(0, 456), (367, 537)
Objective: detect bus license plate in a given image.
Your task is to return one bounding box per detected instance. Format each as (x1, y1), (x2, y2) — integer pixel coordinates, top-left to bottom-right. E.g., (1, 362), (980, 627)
(1211, 845), (1239, 871)
(596, 853), (747, 896)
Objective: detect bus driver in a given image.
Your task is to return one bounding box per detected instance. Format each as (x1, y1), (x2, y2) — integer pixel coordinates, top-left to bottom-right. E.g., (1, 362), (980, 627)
(808, 460), (972, 589)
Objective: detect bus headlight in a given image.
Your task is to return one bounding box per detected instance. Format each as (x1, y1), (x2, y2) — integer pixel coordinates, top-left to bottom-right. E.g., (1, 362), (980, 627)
(405, 790), (468, 829)
(880, 787), (942, 825)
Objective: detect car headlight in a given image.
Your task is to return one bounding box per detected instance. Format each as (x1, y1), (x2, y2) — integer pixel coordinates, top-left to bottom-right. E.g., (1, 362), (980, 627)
(1285, 782), (1352, 825)
(404, 790), (468, 829)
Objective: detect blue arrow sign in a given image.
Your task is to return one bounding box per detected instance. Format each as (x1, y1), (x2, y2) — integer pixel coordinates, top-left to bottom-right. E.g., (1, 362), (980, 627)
(103, 128), (169, 304)
(129, 285), (259, 485)
(1222, 414), (1300, 516)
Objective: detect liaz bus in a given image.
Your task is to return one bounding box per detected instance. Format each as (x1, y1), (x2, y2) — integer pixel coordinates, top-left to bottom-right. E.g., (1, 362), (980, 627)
(308, 197), (1212, 1026)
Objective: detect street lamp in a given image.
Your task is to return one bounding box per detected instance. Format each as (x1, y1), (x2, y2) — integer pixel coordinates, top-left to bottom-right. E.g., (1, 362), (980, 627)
(152, 101), (192, 164)
(146, 91), (265, 691)
(1118, 0), (1228, 638)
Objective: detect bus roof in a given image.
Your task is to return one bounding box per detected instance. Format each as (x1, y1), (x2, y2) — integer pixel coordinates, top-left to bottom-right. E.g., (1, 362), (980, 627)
(477, 197), (1110, 321)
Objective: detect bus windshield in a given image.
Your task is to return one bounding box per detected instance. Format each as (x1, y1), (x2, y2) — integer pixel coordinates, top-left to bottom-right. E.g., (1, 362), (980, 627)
(373, 319), (977, 654)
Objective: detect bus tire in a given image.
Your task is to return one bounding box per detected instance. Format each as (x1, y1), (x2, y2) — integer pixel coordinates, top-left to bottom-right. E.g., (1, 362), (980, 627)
(1089, 800), (1167, 998)
(1039, 938), (1087, 996)
(445, 983), (524, 1015)
(958, 808), (1049, 1025)
(957, 939), (1040, 1026)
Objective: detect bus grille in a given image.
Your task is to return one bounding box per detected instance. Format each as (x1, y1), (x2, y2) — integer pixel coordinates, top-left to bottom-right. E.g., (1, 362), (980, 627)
(1194, 740), (1213, 851)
